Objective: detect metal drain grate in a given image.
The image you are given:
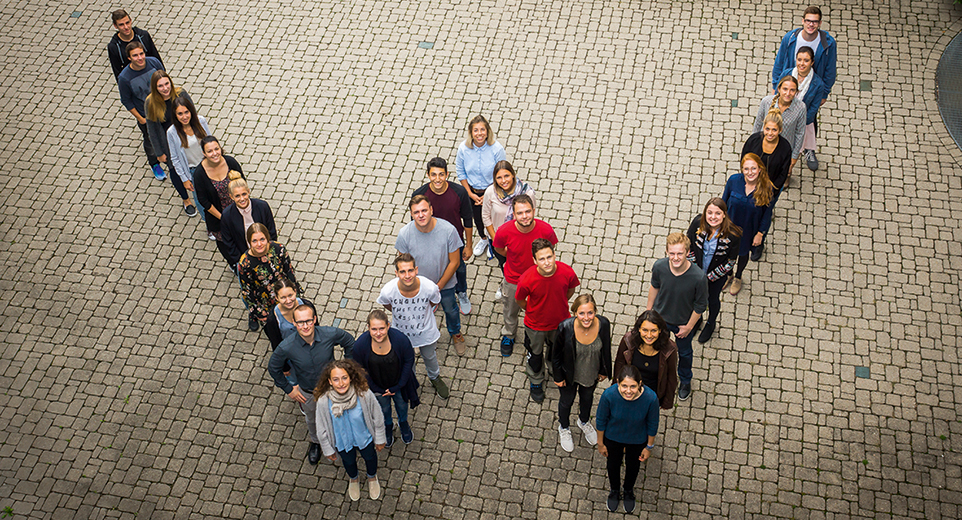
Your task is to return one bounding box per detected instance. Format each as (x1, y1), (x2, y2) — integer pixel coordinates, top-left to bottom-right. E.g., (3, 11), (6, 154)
(937, 31), (962, 151)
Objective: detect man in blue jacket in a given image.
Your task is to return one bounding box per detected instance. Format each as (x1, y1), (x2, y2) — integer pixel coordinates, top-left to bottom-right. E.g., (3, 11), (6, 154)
(771, 6), (837, 171)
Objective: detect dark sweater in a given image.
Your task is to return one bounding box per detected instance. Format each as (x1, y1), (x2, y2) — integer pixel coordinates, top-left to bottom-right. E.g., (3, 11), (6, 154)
(107, 27), (164, 80)
(595, 384), (659, 445)
(649, 257), (708, 326)
(193, 155), (243, 234)
(741, 132), (793, 190)
(552, 316), (612, 385)
(352, 329), (421, 409)
(220, 198), (278, 266)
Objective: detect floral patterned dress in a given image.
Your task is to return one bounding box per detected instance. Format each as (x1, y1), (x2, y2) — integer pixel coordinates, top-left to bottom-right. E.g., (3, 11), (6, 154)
(237, 242), (302, 323)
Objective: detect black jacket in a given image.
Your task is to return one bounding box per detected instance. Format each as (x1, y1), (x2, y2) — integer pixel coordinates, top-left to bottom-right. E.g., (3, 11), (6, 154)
(108, 27), (164, 80)
(553, 316), (613, 386)
(220, 198), (278, 266)
(193, 155), (243, 234)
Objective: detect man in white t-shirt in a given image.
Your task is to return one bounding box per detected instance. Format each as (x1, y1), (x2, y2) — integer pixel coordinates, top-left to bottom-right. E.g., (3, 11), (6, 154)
(377, 254), (449, 399)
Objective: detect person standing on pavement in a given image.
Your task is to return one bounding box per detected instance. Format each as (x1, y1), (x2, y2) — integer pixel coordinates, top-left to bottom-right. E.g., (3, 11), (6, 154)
(412, 157), (475, 315)
(491, 194), (558, 357)
(237, 223), (300, 337)
(145, 71), (198, 216)
(552, 294), (611, 453)
(596, 365), (660, 514)
(723, 154), (774, 295)
(776, 47), (829, 172)
(268, 304), (354, 466)
(394, 195), (466, 354)
(482, 160), (536, 275)
(377, 254), (451, 399)
(515, 239), (580, 403)
(166, 95), (211, 221)
(456, 115), (507, 258)
(613, 310), (679, 410)
(352, 309), (420, 448)
(107, 9), (163, 80)
(115, 41), (166, 181)
(771, 5), (837, 171)
(686, 198), (742, 343)
(194, 137), (244, 260)
(742, 110), (792, 194)
(752, 76), (805, 174)
(220, 177), (277, 269)
(313, 359), (386, 502)
(645, 233), (708, 402)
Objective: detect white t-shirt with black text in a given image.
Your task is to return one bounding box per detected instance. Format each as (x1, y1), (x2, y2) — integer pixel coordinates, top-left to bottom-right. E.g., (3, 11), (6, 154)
(376, 276), (442, 348)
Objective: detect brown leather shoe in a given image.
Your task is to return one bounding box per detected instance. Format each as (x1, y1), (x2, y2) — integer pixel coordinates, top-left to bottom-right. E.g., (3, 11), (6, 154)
(452, 333), (466, 355)
(729, 278), (743, 295)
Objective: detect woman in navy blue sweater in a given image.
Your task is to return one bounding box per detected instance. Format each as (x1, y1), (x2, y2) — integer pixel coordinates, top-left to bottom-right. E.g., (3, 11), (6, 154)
(596, 365), (659, 514)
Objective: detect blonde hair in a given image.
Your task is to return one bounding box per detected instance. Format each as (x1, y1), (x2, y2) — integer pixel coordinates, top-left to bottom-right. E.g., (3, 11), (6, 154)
(228, 171), (249, 195)
(466, 115), (495, 148)
(762, 110), (783, 132)
(145, 71), (182, 122)
(769, 75), (799, 113)
(666, 232), (690, 251)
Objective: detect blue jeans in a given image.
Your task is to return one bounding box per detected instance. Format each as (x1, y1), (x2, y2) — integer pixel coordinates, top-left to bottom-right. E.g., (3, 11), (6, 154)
(188, 166), (205, 221)
(375, 392), (408, 429)
(455, 247), (467, 294)
(667, 323), (694, 384)
(439, 287), (461, 336)
(338, 442), (378, 480)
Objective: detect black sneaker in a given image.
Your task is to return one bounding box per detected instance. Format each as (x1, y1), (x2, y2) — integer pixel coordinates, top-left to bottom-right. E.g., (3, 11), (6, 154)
(606, 490), (620, 512)
(248, 315), (260, 332)
(500, 336), (514, 357)
(530, 383), (545, 403)
(385, 427), (394, 448)
(184, 204), (198, 217)
(750, 243), (764, 261)
(623, 490), (636, 513)
(678, 381), (692, 401)
(697, 322), (715, 344)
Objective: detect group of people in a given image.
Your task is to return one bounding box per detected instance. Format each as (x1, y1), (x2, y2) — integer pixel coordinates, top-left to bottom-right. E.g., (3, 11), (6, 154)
(107, 5), (836, 512)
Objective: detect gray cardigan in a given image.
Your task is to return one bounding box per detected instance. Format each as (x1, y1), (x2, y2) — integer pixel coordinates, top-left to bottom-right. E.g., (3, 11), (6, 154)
(314, 389), (386, 457)
(751, 94), (807, 157)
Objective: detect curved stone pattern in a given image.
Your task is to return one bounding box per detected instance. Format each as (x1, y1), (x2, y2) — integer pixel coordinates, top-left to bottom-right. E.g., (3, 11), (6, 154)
(938, 30), (962, 150)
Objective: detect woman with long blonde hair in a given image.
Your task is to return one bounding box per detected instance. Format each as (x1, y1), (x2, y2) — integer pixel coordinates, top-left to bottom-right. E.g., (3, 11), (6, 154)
(145, 71), (198, 216)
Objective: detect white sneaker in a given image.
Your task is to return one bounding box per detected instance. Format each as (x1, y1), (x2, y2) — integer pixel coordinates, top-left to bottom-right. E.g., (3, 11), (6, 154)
(558, 425), (574, 452)
(457, 292), (471, 314)
(348, 479), (360, 501)
(368, 476), (380, 500)
(495, 288), (503, 300)
(577, 419), (597, 446)
(473, 238), (488, 257)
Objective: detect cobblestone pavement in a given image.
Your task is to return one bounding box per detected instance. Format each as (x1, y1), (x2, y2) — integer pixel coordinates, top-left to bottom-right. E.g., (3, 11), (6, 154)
(1, 0), (961, 518)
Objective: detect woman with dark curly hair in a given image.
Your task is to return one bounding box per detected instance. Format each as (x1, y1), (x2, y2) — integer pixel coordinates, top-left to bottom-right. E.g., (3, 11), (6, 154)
(313, 359), (387, 502)
(613, 310), (678, 410)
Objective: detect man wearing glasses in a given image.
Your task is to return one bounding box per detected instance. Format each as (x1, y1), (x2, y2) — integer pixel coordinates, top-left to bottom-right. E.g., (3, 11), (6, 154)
(268, 304), (355, 465)
(771, 6), (837, 168)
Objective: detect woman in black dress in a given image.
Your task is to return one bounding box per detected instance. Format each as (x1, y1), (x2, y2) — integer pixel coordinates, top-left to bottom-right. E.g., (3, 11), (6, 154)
(193, 136), (244, 269)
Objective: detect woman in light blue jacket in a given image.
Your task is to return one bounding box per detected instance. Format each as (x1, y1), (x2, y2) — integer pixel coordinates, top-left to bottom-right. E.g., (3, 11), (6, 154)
(166, 95), (211, 222)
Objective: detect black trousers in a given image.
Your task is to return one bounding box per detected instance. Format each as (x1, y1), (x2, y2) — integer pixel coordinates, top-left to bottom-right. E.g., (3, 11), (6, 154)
(558, 382), (595, 429)
(604, 436), (644, 493)
(136, 121), (159, 166)
(469, 187), (487, 240)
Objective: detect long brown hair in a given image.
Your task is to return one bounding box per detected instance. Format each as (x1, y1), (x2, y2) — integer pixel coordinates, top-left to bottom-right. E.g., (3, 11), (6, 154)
(313, 359), (370, 400)
(171, 95), (208, 148)
(741, 154), (774, 207)
(696, 197), (743, 239)
(145, 71), (182, 122)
